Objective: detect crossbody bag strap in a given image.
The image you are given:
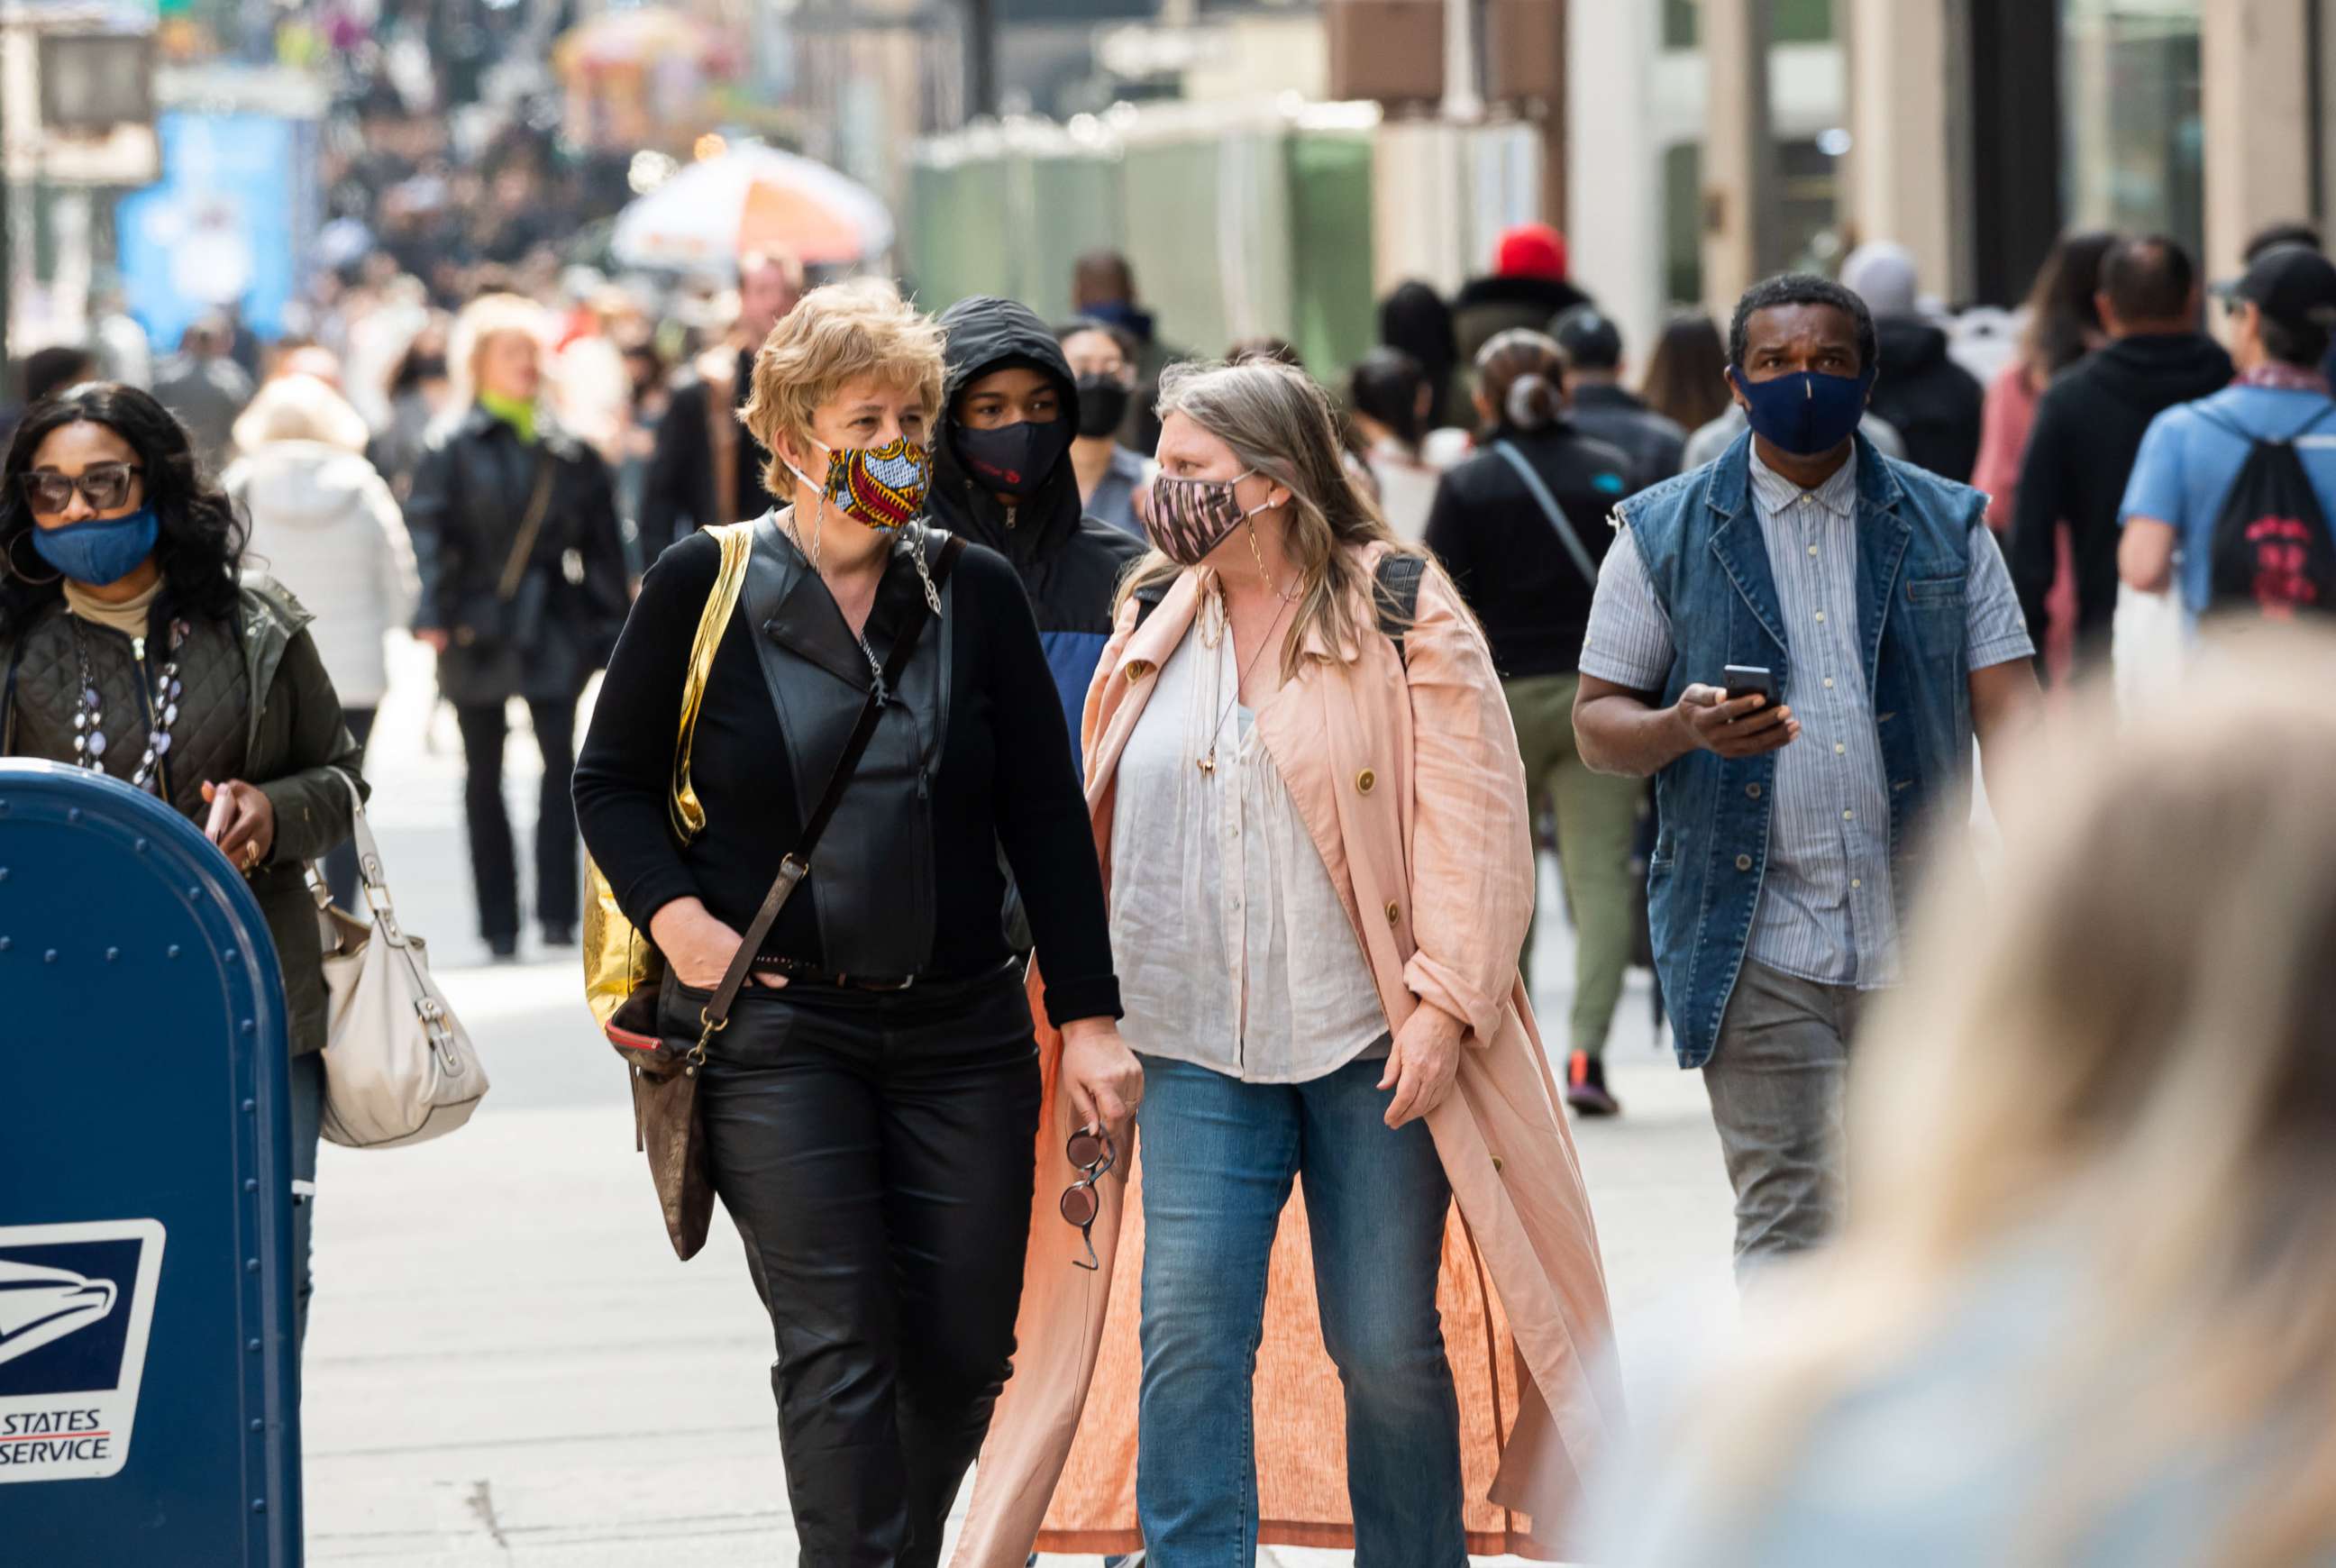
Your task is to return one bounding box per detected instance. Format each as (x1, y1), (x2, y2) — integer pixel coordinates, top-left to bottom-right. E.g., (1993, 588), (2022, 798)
(1491, 440), (1601, 588)
(691, 532), (968, 1054)
(494, 451), (560, 602)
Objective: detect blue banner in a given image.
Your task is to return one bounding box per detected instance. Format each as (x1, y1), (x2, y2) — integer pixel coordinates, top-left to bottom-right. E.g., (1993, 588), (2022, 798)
(115, 112), (305, 351)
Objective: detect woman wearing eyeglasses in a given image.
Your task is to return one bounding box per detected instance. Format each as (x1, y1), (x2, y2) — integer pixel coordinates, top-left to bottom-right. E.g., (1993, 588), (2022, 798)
(572, 279), (1137, 1568)
(954, 360), (1620, 1567)
(0, 380), (365, 1346)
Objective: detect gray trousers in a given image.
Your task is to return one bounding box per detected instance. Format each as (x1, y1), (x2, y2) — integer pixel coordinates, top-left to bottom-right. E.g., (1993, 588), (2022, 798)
(1701, 962), (1872, 1272)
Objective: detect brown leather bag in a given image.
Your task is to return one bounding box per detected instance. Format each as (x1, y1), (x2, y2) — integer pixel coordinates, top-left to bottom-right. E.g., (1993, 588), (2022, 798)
(615, 528), (964, 1260)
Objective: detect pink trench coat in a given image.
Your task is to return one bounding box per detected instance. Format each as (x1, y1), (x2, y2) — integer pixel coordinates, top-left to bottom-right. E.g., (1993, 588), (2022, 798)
(948, 549), (1622, 1563)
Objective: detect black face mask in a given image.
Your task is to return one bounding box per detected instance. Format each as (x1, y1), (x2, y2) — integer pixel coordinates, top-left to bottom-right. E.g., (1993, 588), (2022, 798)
(953, 418), (1074, 498)
(1073, 374), (1134, 439)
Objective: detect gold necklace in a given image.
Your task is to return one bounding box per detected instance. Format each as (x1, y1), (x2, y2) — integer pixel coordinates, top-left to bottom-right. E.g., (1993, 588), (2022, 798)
(1245, 517), (1302, 604)
(1198, 591), (1293, 776)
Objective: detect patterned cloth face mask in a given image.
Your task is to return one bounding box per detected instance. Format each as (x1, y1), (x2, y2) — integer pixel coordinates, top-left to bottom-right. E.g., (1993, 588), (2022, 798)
(1145, 469), (1271, 566)
(788, 436), (933, 533)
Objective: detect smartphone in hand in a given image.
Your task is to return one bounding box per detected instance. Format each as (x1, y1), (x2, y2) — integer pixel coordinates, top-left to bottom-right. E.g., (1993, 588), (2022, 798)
(1722, 664), (1776, 707)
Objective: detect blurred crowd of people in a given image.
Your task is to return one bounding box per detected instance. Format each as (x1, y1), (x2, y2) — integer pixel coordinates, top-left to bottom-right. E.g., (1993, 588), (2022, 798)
(12, 167), (2336, 1562)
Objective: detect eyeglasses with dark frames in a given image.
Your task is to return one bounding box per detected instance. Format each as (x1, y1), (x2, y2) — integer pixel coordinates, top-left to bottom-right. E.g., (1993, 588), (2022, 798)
(1059, 1123), (1117, 1272)
(21, 463), (142, 515)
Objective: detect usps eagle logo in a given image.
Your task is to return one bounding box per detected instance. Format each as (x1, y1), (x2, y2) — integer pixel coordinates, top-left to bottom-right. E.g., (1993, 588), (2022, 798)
(0, 1262), (118, 1369)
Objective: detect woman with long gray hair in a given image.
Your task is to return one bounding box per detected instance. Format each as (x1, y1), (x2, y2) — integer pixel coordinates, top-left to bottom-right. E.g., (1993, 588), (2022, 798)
(953, 359), (1619, 1566)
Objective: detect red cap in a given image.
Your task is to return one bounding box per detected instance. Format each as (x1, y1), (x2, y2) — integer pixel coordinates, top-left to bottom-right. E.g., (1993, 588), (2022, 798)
(1494, 223), (1569, 282)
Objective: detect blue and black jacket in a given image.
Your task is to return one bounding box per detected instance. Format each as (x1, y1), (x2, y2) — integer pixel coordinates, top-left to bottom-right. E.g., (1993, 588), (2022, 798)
(929, 296), (1146, 761)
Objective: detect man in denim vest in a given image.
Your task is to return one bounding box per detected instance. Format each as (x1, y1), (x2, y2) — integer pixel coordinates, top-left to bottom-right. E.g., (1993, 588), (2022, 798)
(1572, 275), (2039, 1272)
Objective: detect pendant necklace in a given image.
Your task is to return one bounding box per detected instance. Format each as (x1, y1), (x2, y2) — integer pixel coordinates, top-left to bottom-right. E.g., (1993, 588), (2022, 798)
(70, 616), (188, 796)
(1197, 595), (1295, 777)
(1197, 524), (1305, 777)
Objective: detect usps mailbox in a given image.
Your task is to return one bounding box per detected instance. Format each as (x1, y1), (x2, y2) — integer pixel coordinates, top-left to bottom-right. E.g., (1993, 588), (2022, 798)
(0, 761), (302, 1564)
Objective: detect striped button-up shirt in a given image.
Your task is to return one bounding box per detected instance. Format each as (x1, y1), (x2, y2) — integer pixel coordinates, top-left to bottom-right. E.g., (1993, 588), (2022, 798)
(1579, 450), (2032, 989)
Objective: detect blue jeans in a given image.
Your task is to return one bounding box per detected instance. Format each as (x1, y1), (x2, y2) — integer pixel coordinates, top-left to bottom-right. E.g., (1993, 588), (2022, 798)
(1135, 1053), (1465, 1568)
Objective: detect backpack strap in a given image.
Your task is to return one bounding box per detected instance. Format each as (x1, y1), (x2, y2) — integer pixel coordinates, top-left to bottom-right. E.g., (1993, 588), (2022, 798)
(1130, 556), (1429, 660)
(1132, 577), (1170, 630)
(1372, 553), (1428, 661)
(2194, 399), (2336, 446)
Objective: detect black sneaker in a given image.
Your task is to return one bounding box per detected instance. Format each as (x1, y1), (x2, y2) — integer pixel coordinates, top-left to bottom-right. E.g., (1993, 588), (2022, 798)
(488, 934), (521, 963)
(542, 924), (576, 950)
(1566, 1051), (1620, 1117)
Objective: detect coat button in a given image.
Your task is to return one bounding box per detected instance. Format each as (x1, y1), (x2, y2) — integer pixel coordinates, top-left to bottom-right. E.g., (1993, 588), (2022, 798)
(1356, 768), (1376, 795)
(1491, 1154), (1505, 1174)
(1735, 853), (1753, 871)
(1746, 783), (1762, 799)
(1125, 661), (1153, 685)
(1384, 899), (1401, 925)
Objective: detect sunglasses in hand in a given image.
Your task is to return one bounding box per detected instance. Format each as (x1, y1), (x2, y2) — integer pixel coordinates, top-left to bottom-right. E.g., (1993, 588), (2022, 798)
(1059, 1124), (1117, 1272)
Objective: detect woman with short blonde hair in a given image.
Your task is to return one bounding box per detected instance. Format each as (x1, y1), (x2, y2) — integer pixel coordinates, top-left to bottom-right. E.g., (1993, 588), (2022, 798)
(954, 359), (1619, 1566)
(575, 278), (1136, 1566)
(1595, 643), (2336, 1567)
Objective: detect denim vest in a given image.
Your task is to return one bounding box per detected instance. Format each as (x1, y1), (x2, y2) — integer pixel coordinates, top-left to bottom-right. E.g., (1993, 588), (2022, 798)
(1622, 433), (1982, 1067)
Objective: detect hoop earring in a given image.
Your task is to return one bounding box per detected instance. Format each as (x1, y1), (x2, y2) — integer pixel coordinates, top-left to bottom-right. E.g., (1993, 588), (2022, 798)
(5, 530), (61, 587)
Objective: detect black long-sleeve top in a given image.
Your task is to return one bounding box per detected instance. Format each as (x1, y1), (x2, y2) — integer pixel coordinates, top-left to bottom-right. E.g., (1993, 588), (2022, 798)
(1423, 421), (1636, 679)
(573, 528), (1121, 1026)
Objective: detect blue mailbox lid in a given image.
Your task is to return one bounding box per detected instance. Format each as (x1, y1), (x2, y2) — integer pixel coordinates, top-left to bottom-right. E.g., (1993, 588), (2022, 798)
(0, 761), (302, 1565)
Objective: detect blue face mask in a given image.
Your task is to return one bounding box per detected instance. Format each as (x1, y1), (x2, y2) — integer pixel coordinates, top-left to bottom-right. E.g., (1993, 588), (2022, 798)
(30, 506), (160, 588)
(1729, 366), (1876, 457)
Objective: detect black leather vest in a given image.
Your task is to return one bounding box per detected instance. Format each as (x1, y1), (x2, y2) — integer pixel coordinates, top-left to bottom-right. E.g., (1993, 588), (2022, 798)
(740, 513), (954, 978)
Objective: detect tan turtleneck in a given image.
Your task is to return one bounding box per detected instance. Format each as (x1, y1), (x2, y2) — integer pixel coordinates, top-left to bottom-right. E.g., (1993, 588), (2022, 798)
(62, 576), (163, 642)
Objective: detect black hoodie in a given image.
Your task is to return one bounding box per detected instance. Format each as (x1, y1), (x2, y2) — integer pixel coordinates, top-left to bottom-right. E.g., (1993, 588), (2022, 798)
(1867, 316), (1985, 483)
(930, 296), (1146, 740)
(2007, 332), (2234, 675)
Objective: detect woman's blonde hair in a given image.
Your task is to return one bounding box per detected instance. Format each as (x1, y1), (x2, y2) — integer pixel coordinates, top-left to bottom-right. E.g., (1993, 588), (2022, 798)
(446, 292), (547, 414)
(233, 372), (370, 455)
(1675, 635), (2336, 1565)
(1118, 359), (1425, 678)
(739, 278), (944, 498)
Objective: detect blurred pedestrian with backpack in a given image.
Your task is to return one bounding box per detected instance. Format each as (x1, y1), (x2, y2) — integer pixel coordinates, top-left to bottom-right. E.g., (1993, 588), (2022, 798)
(2120, 245), (2336, 624)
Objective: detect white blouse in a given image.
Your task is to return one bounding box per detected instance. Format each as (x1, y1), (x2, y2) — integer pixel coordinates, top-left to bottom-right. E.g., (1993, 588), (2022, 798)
(1108, 596), (1390, 1084)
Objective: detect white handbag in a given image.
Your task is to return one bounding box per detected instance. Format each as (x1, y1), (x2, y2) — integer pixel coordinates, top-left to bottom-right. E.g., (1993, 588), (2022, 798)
(312, 772), (488, 1147)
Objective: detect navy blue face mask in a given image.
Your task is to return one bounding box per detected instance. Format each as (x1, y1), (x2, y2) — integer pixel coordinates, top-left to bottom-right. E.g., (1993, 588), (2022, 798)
(30, 506), (160, 587)
(1729, 366), (1876, 457)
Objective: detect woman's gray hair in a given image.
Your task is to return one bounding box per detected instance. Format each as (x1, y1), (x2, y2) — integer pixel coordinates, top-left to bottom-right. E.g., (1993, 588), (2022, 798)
(1124, 358), (1422, 675)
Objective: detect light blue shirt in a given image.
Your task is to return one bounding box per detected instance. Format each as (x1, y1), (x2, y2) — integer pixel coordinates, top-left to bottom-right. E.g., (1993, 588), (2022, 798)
(1581, 450), (2030, 989)
(2121, 384), (2336, 614)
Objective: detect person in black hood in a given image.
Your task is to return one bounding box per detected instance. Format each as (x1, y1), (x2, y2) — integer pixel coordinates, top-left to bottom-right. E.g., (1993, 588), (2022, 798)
(1842, 242), (1985, 482)
(930, 296), (1145, 746)
(2009, 234), (2232, 676)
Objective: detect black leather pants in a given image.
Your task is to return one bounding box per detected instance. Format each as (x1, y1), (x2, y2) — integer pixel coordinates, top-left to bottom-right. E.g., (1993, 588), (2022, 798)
(684, 963), (1042, 1567)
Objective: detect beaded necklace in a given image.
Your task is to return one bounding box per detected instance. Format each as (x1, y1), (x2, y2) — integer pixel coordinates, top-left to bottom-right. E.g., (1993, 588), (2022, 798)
(68, 615), (188, 796)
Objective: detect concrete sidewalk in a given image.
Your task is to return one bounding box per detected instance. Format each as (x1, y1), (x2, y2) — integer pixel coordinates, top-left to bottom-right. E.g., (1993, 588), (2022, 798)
(300, 982), (1732, 1566)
